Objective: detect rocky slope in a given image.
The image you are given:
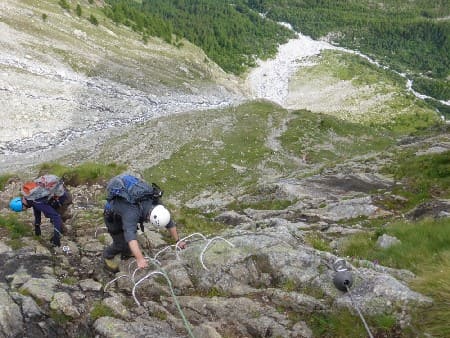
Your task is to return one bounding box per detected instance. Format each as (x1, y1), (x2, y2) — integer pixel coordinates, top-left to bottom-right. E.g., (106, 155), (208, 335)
(0, 1), (449, 338)
(1, 125), (449, 337)
(0, 0), (245, 173)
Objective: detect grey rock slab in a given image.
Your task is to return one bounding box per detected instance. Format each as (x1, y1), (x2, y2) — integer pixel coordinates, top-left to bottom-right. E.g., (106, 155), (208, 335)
(50, 292), (80, 318)
(19, 277), (58, 303)
(94, 316), (186, 338)
(0, 285), (24, 337)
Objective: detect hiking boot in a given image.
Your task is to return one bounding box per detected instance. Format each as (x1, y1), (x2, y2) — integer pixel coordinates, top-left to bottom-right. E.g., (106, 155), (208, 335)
(103, 256), (120, 273)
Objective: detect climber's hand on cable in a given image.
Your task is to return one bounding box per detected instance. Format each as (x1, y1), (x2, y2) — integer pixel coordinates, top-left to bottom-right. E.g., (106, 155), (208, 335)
(136, 257), (149, 269)
(177, 240), (187, 250)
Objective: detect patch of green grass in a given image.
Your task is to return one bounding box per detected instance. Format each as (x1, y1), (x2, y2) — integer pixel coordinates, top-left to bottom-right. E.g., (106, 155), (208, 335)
(339, 217), (450, 336)
(321, 50), (404, 87)
(90, 301), (116, 321)
(152, 310), (167, 320)
(373, 313), (397, 331)
(281, 279), (298, 292)
(97, 234), (107, 245)
(387, 108), (441, 135)
(292, 50), (439, 131)
(383, 149), (450, 208)
(50, 309), (71, 324)
(340, 218), (449, 272)
(280, 109), (394, 164)
(305, 232), (331, 252)
(61, 276), (78, 285)
(6, 239), (25, 250)
(308, 308), (399, 338)
(309, 309), (369, 338)
(51, 47), (92, 73)
(38, 162), (126, 186)
(338, 232), (375, 260)
(0, 214), (30, 239)
(170, 206), (227, 237)
(0, 174), (14, 190)
(144, 102), (277, 201)
(206, 287), (228, 298)
(411, 254), (450, 338)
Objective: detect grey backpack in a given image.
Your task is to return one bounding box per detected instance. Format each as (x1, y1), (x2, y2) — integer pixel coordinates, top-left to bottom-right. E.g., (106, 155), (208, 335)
(106, 174), (162, 204)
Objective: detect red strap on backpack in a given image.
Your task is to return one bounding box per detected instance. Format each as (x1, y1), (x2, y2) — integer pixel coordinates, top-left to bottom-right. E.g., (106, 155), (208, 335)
(22, 182), (39, 197)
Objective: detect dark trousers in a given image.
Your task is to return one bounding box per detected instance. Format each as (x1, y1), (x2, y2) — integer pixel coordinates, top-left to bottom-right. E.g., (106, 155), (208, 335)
(103, 215), (132, 259)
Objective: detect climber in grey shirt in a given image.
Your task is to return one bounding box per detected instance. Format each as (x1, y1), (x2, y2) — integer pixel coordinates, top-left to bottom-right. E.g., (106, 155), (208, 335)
(103, 198), (186, 272)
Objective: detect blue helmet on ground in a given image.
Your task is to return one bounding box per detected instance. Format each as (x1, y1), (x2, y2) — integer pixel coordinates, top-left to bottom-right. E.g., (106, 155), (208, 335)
(9, 197), (23, 212)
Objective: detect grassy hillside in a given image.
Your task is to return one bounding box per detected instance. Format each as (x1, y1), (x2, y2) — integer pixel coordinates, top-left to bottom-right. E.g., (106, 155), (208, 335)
(97, 0), (449, 105)
(245, 0), (449, 99)
(104, 0), (295, 74)
(1, 0), (240, 91)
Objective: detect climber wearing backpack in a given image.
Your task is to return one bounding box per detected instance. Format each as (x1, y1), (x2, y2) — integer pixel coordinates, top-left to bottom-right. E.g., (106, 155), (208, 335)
(102, 174), (186, 272)
(9, 175), (72, 247)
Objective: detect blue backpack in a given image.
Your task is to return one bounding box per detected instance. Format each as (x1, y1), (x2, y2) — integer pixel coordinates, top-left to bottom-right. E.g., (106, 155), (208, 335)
(106, 174), (162, 204)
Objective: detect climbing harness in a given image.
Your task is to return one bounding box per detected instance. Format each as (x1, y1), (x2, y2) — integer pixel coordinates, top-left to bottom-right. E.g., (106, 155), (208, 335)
(332, 258), (374, 338)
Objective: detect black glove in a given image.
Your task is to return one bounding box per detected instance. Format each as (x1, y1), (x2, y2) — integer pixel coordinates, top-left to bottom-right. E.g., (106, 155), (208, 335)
(50, 233), (61, 247)
(34, 224), (41, 236)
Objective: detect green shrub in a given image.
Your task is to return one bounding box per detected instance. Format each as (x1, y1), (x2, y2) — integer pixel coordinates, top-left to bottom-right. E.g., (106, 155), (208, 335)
(0, 214), (30, 239)
(38, 162), (126, 186)
(58, 0), (70, 11)
(90, 302), (115, 320)
(168, 206), (226, 238)
(411, 254), (450, 337)
(50, 309), (71, 324)
(305, 232), (331, 252)
(383, 149), (450, 208)
(152, 310), (167, 320)
(76, 4), (82, 17)
(339, 218), (450, 337)
(89, 14), (99, 26)
(0, 174), (14, 190)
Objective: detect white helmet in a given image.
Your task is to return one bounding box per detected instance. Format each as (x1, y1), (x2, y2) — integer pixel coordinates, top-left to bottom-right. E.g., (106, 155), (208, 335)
(149, 205), (171, 227)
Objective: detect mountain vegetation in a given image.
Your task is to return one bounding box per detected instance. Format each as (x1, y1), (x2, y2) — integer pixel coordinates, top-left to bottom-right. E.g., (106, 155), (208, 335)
(245, 0), (450, 103)
(102, 0), (449, 106)
(103, 0), (295, 74)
